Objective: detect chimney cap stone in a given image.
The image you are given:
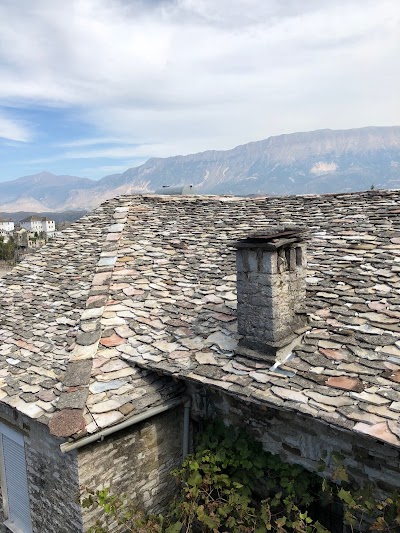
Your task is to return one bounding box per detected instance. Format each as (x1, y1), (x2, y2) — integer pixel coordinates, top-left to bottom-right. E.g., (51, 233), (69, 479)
(232, 226), (307, 251)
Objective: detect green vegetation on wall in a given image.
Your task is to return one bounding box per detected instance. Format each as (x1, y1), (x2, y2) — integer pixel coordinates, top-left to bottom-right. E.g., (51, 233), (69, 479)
(82, 420), (400, 532)
(0, 236), (16, 262)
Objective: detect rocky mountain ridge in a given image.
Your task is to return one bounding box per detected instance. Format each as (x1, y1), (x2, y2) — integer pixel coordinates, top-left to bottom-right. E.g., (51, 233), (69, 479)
(1, 126), (400, 212)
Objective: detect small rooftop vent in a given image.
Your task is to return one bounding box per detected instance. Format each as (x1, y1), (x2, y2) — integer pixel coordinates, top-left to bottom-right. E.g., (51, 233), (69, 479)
(154, 185), (195, 195)
(233, 226), (308, 362)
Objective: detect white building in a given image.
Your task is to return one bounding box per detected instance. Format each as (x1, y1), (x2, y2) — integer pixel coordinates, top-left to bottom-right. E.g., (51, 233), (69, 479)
(0, 218), (15, 233)
(20, 216), (56, 236)
(41, 218), (56, 234)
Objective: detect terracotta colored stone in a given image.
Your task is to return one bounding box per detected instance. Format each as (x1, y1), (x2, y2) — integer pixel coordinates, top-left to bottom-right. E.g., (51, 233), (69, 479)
(93, 357), (107, 369)
(15, 339), (39, 352)
(92, 272), (112, 286)
(106, 233), (121, 241)
(122, 287), (145, 296)
(110, 283), (129, 290)
(99, 333), (125, 347)
(325, 376), (364, 392)
(86, 294), (108, 308)
(37, 389), (56, 402)
(368, 301), (387, 311)
(384, 362), (400, 372)
(319, 348), (346, 361)
(353, 421), (400, 446)
(49, 409), (85, 437)
(326, 318), (343, 328)
(213, 312), (236, 322)
(389, 371), (400, 383)
(315, 308), (330, 318)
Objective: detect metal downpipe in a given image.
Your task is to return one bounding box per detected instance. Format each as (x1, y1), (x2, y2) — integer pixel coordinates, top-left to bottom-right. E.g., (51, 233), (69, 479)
(60, 395), (191, 454)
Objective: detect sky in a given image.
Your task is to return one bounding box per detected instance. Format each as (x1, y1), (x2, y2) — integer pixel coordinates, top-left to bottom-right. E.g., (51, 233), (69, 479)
(0, 0), (399, 183)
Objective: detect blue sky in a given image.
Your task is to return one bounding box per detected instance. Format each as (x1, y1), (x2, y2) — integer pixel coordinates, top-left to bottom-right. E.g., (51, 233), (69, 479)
(0, 0), (400, 183)
(0, 105), (147, 179)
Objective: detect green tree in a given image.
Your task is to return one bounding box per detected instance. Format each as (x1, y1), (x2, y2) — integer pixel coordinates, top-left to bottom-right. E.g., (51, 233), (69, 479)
(0, 236), (16, 262)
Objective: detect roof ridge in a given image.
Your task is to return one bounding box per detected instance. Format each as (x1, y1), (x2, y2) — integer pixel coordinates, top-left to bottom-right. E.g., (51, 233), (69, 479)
(49, 199), (133, 438)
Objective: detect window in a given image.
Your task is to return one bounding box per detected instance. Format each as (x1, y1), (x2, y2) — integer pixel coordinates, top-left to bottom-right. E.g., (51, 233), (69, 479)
(0, 423), (32, 533)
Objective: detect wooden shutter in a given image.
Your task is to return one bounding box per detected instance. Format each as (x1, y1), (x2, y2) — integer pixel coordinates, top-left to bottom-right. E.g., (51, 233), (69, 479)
(0, 423), (32, 533)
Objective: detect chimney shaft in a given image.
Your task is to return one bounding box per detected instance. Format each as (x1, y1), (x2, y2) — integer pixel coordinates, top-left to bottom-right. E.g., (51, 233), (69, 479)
(234, 229), (307, 360)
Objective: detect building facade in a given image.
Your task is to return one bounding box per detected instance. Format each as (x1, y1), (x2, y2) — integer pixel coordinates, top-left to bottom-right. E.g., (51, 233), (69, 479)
(19, 216), (55, 235)
(0, 219), (14, 234)
(0, 192), (399, 532)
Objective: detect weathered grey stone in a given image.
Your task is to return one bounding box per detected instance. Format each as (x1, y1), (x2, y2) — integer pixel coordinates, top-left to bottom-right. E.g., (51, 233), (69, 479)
(98, 256), (117, 267)
(76, 329), (102, 346)
(305, 391), (353, 407)
(63, 360), (93, 387)
(57, 388), (89, 410)
(90, 400), (123, 414)
(81, 307), (104, 321)
(88, 379), (127, 393)
(205, 331), (238, 351)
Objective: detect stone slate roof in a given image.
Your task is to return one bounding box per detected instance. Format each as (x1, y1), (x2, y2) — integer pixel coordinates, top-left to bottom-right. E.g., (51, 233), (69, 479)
(1, 191), (400, 446)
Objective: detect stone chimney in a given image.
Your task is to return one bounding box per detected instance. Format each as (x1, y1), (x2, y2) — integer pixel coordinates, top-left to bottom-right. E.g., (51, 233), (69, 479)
(233, 228), (307, 362)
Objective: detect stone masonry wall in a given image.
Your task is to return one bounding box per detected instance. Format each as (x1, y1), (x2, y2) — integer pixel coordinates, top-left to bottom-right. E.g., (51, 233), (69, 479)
(78, 406), (184, 531)
(25, 420), (83, 533)
(0, 404), (83, 533)
(236, 243), (306, 349)
(190, 385), (400, 494)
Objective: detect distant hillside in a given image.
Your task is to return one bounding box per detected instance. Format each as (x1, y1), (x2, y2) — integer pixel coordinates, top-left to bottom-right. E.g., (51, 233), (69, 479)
(100, 126), (400, 196)
(0, 211), (87, 223)
(1, 126), (400, 211)
(0, 171), (95, 210)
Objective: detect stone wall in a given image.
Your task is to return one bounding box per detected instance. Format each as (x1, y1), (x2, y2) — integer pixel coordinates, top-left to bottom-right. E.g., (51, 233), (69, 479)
(190, 385), (400, 493)
(235, 241), (307, 353)
(0, 400), (184, 532)
(78, 406), (184, 530)
(25, 419), (83, 533)
(0, 404), (83, 533)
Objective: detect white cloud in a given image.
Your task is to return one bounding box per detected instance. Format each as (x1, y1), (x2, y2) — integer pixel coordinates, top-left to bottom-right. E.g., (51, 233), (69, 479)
(64, 145), (162, 159)
(55, 137), (135, 148)
(0, 0), (400, 157)
(0, 112), (32, 142)
(28, 142), (185, 165)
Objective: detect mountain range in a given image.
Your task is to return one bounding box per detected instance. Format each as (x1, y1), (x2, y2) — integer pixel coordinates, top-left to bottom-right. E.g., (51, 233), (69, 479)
(1, 126), (400, 212)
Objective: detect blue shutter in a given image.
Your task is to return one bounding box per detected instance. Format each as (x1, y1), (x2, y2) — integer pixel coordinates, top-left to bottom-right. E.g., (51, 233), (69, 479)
(0, 423), (32, 533)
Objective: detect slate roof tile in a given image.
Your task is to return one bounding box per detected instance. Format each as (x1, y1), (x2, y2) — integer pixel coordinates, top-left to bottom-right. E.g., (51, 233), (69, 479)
(1, 191), (400, 445)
